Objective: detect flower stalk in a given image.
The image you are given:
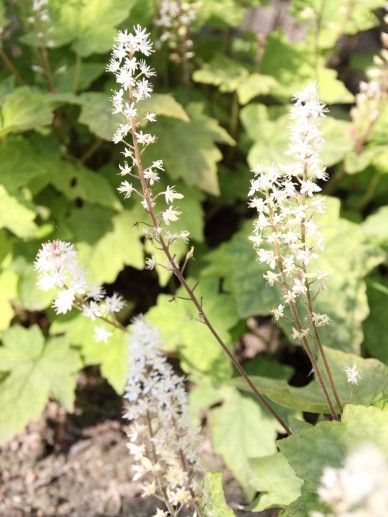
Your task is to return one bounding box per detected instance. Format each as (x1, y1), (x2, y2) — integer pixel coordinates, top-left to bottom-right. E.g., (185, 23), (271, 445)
(107, 26), (292, 436)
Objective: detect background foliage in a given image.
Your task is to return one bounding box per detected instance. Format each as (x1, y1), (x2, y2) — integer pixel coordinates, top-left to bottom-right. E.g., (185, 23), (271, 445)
(0, 0), (387, 514)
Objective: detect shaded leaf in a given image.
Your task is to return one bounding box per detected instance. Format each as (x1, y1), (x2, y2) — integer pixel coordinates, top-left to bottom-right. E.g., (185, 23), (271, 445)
(210, 388), (280, 497)
(67, 205), (144, 284)
(249, 453), (303, 512)
(232, 346), (388, 413)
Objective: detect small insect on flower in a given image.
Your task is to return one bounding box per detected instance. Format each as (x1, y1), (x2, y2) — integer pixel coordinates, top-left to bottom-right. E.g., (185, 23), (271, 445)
(345, 364), (361, 385)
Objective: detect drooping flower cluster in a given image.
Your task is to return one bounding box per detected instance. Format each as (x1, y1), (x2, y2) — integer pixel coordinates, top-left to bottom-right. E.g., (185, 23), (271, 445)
(108, 26), (189, 274)
(350, 12), (388, 152)
(311, 445), (388, 516)
(248, 83), (328, 330)
(124, 317), (201, 515)
(34, 241), (125, 343)
(155, 1), (198, 67)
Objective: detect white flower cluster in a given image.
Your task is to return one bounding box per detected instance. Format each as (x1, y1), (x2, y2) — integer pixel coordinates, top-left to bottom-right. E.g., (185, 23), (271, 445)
(312, 444), (388, 516)
(248, 83), (328, 331)
(124, 317), (201, 515)
(108, 26), (189, 273)
(350, 12), (388, 152)
(28, 0), (54, 47)
(34, 241), (125, 343)
(155, 1), (198, 64)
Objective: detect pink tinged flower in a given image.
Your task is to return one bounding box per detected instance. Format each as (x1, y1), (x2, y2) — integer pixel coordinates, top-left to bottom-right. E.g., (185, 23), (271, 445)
(94, 326), (112, 343)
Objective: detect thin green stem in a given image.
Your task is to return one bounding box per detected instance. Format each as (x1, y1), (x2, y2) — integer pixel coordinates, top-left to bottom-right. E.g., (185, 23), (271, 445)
(0, 49), (25, 85)
(72, 54), (82, 93)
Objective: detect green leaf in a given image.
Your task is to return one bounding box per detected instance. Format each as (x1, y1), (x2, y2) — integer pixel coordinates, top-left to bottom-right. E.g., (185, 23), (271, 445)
(202, 471), (236, 517)
(78, 92), (189, 141)
(147, 277), (239, 381)
(196, 0), (248, 27)
(280, 492), (327, 517)
(202, 221), (280, 318)
(237, 74), (281, 105)
(67, 205), (144, 284)
(55, 62), (104, 92)
(232, 346), (388, 413)
(0, 186), (38, 238)
(0, 325), (81, 443)
(278, 405), (388, 492)
(363, 278), (388, 364)
(210, 388), (280, 497)
(292, 0), (384, 49)
(248, 453), (303, 512)
(193, 54), (249, 93)
(11, 257), (52, 312)
(0, 270), (18, 331)
(362, 206), (388, 248)
(0, 87), (54, 136)
(36, 0), (134, 56)
(145, 103), (234, 195)
(51, 314), (128, 393)
(317, 68), (354, 104)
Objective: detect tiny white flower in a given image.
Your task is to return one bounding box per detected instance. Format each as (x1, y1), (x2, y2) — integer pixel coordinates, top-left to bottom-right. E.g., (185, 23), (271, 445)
(163, 186), (184, 204)
(145, 257), (156, 270)
(272, 304), (284, 320)
(118, 180), (134, 198)
(345, 365), (361, 385)
(94, 326), (112, 343)
(162, 206), (181, 225)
